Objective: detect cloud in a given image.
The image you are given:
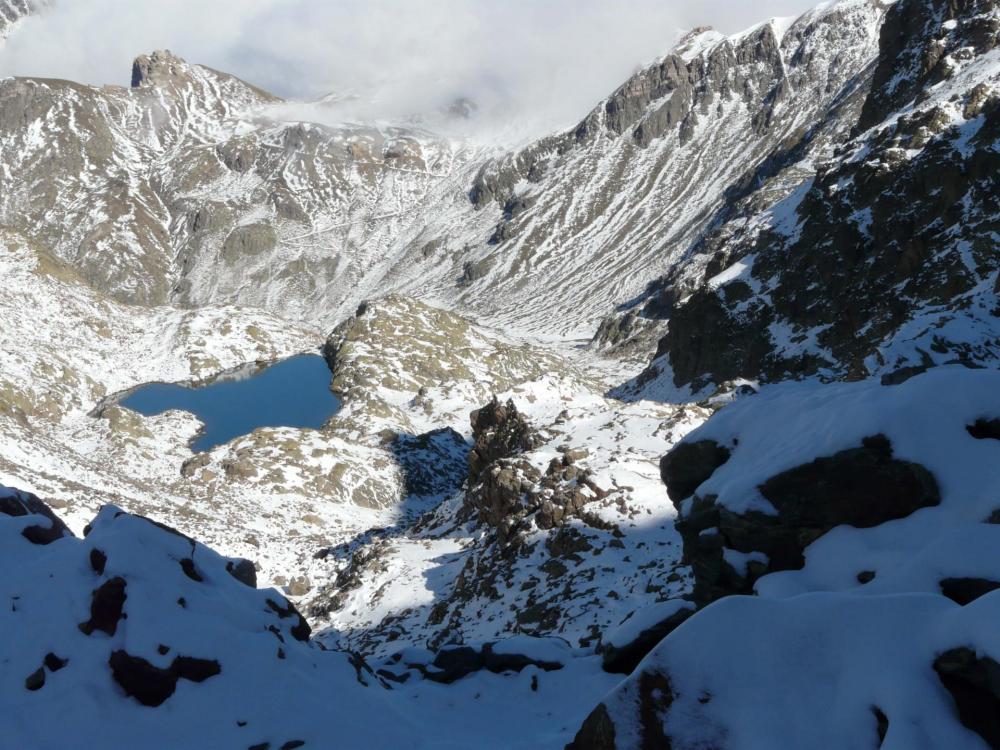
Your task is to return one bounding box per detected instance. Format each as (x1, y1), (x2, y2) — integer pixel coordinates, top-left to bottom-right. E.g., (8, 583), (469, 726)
(0, 0), (820, 141)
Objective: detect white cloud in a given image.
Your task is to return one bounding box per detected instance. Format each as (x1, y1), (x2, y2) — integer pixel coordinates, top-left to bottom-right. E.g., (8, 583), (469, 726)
(0, 0), (820, 139)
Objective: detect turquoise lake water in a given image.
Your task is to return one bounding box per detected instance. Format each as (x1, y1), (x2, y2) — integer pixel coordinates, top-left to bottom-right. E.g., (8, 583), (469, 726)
(120, 354), (341, 452)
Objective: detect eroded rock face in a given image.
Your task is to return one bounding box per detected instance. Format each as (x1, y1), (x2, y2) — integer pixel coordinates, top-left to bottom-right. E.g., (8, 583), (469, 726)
(667, 434), (940, 605)
(934, 647), (1000, 748)
(468, 397), (536, 483)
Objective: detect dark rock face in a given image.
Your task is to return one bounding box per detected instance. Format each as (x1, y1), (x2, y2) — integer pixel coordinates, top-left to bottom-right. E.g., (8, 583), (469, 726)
(570, 671), (674, 750)
(265, 598), (311, 642)
(44, 653), (68, 672)
(858, 0), (1000, 131)
(873, 706), (890, 744)
(467, 397), (536, 483)
(24, 667), (45, 691)
(226, 558), (258, 588)
(0, 487), (73, 545)
(423, 643), (563, 685)
(109, 651), (178, 707)
(939, 578), (1000, 606)
(967, 418), (1000, 440)
(566, 703), (617, 750)
(659, 440), (731, 502)
(109, 650), (221, 707)
(79, 577), (128, 636)
(179, 558), (203, 582)
(89, 548), (108, 575)
(667, 435), (940, 605)
(757, 434), (939, 544)
(602, 605), (695, 675)
(934, 647), (1000, 748)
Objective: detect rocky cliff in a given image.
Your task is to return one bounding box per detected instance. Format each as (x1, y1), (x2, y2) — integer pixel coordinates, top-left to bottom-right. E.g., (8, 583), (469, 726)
(626, 0), (1000, 396)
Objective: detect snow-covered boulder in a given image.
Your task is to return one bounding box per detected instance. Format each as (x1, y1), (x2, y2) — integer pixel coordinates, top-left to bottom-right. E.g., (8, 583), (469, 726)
(570, 591), (1000, 749)
(572, 366), (1000, 749)
(660, 367), (1000, 606)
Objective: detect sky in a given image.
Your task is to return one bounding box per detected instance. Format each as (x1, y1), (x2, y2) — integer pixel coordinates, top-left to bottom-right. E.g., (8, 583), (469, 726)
(0, 0), (820, 139)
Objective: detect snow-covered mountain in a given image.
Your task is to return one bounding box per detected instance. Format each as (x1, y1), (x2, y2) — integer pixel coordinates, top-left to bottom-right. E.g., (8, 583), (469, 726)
(2, 0), (1000, 747)
(0, 0), (33, 39)
(625, 0), (1000, 397)
(0, 1), (886, 337)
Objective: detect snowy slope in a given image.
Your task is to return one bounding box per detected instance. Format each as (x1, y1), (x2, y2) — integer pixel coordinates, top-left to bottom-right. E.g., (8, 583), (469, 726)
(572, 367), (1000, 749)
(0, 487), (623, 749)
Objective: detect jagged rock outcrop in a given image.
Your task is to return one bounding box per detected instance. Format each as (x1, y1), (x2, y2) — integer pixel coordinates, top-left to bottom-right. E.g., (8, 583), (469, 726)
(464, 399), (611, 548)
(467, 397), (537, 482)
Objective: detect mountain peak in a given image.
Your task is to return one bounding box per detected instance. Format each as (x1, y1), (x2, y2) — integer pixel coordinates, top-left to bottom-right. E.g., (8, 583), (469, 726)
(130, 49), (188, 89)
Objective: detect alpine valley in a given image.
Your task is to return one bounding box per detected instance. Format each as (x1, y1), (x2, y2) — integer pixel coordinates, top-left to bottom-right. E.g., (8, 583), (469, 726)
(2, 0), (1000, 748)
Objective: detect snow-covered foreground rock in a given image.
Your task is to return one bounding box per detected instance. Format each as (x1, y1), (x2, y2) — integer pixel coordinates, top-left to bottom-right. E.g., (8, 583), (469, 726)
(0, 486), (624, 749)
(571, 367), (1000, 749)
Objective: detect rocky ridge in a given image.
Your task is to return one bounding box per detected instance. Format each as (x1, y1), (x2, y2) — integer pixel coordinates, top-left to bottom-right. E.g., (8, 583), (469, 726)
(626, 0), (1000, 396)
(1, 1), (886, 342)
